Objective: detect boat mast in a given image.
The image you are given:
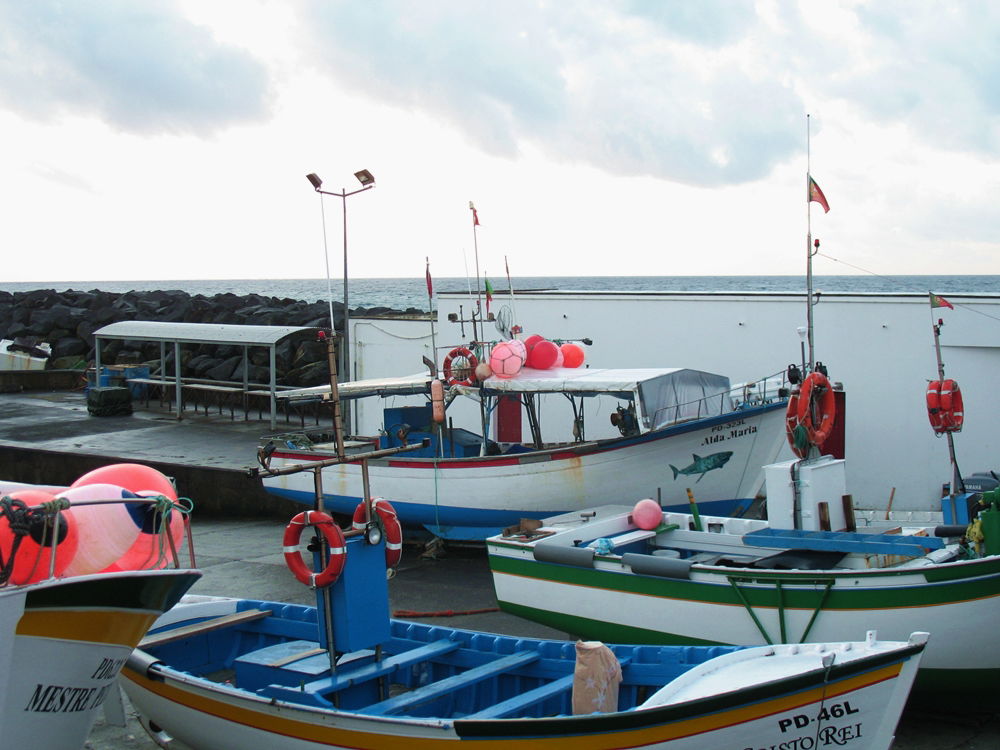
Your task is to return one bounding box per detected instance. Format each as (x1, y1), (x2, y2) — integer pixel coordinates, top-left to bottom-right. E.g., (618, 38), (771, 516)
(932, 316), (963, 496)
(806, 114), (815, 371)
(470, 202), (483, 342)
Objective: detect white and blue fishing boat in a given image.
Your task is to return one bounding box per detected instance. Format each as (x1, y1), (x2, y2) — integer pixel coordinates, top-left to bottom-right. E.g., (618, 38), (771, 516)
(120, 502), (926, 750)
(257, 365), (794, 540)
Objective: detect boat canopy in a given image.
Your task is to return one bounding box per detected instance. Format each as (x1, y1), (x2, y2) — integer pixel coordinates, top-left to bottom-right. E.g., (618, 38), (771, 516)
(278, 367), (732, 432)
(468, 367), (733, 431)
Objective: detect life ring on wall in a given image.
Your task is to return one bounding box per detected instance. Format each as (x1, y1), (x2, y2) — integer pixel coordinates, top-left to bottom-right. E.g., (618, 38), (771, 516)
(352, 498), (403, 569)
(442, 347), (478, 386)
(926, 380), (945, 433)
(939, 379), (964, 432)
(784, 388), (807, 458)
(795, 371), (837, 447)
(283, 511), (346, 588)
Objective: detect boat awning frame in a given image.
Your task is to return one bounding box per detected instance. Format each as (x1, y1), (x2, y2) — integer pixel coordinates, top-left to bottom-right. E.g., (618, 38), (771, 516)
(93, 321), (320, 428)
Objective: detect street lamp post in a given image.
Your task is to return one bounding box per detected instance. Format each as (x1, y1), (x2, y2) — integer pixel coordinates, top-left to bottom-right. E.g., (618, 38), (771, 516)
(306, 170), (375, 434)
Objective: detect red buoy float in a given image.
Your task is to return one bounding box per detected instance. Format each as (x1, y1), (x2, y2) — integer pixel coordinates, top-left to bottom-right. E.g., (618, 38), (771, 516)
(938, 379), (964, 432)
(926, 380), (945, 433)
(784, 387), (805, 458)
(283, 511), (346, 588)
(352, 498), (403, 569)
(796, 371), (836, 446)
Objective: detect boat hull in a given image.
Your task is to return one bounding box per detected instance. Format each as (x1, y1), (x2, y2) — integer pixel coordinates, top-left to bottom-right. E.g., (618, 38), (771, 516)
(262, 402), (787, 539)
(489, 541), (1000, 694)
(121, 596), (924, 750)
(0, 568), (200, 750)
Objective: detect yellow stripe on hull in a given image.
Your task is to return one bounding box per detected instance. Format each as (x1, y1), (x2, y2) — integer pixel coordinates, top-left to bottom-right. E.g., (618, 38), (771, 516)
(124, 660), (904, 749)
(17, 609), (160, 647)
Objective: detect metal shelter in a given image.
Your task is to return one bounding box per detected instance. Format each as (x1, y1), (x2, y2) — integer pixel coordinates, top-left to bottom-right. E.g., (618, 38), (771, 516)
(93, 321), (319, 429)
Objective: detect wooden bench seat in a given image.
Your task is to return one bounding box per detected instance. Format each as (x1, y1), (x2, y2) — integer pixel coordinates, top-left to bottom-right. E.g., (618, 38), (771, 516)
(140, 608), (272, 649)
(256, 638), (463, 705)
(360, 650), (541, 716)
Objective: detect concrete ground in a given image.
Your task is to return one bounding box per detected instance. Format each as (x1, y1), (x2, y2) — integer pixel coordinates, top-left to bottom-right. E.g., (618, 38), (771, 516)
(0, 387), (993, 749)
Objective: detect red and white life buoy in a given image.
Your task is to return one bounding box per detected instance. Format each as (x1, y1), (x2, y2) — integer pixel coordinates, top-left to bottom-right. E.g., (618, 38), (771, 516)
(796, 371), (836, 447)
(784, 387), (806, 458)
(352, 498), (403, 569)
(282, 511), (346, 588)
(926, 380), (945, 433)
(939, 379), (964, 432)
(442, 347), (478, 386)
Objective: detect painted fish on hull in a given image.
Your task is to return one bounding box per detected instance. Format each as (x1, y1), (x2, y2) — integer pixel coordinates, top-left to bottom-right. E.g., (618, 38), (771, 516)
(669, 451), (733, 482)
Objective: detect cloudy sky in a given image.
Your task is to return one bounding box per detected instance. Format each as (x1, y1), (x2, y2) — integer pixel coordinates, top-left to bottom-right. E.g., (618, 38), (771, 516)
(1, 0), (998, 283)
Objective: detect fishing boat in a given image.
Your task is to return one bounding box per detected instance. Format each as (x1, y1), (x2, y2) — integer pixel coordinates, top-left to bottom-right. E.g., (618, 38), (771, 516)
(120, 517), (926, 750)
(0, 337), (50, 371)
(0, 463), (201, 750)
(486, 447), (1000, 696)
(257, 364), (795, 540)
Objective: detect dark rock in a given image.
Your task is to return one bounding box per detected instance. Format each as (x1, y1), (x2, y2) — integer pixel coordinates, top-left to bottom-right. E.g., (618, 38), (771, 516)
(50, 337), (89, 359)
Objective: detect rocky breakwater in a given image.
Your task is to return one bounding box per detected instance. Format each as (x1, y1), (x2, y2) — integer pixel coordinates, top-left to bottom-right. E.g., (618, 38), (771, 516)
(0, 288), (424, 387)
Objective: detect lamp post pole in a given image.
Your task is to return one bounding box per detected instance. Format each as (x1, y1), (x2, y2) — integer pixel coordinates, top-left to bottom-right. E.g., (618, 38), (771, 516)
(306, 170), (375, 434)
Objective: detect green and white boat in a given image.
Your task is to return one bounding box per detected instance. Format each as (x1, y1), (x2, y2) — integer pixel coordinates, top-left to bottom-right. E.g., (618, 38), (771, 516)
(488, 455), (1000, 696)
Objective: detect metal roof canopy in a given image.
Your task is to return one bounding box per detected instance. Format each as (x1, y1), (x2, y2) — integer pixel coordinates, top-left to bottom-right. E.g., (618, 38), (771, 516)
(93, 321), (320, 428)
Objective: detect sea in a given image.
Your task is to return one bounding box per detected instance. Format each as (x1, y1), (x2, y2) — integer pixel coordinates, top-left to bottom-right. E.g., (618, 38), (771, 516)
(1, 275), (997, 313)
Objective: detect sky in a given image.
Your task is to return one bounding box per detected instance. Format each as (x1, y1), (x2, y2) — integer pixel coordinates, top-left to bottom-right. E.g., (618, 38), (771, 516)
(1, 0), (998, 283)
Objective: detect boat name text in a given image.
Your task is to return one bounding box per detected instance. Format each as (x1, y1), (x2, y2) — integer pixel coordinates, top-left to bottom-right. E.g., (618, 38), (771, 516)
(703, 419), (757, 446)
(23, 656), (126, 713)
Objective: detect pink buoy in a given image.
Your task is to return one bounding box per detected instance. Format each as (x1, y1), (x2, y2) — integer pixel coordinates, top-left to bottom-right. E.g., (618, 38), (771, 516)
(526, 339), (558, 369)
(71, 463), (178, 501)
(552, 346), (564, 368)
(0, 490), (79, 584)
(509, 339), (527, 360)
(71, 464), (184, 572)
(57, 484), (144, 576)
(561, 343), (585, 368)
(489, 341), (524, 379)
(632, 498), (662, 530)
(101, 490), (185, 572)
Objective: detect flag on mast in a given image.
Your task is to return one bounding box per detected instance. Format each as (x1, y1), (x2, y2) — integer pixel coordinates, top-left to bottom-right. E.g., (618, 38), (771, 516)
(472, 205), (480, 226)
(425, 258), (433, 298)
(808, 176), (830, 213)
(930, 293), (954, 310)
(485, 277), (494, 314)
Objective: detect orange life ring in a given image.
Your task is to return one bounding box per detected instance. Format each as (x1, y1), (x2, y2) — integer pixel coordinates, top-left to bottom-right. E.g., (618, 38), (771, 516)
(795, 371), (836, 447)
(939, 379), (964, 432)
(926, 380), (945, 433)
(784, 388), (807, 458)
(283, 511), (346, 588)
(442, 347), (478, 386)
(351, 498), (403, 569)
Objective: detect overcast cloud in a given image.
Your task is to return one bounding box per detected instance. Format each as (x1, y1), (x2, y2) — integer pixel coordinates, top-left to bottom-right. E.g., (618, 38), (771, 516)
(0, 0), (997, 281)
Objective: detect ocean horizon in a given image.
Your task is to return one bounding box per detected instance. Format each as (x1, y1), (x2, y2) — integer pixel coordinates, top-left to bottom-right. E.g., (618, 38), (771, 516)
(1, 275), (996, 313)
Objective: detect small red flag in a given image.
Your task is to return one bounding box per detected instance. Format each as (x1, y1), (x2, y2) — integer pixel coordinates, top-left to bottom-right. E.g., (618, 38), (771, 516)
(930, 293), (953, 310)
(485, 278), (494, 313)
(425, 258), (433, 298)
(808, 176), (830, 213)
(471, 204), (480, 226)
